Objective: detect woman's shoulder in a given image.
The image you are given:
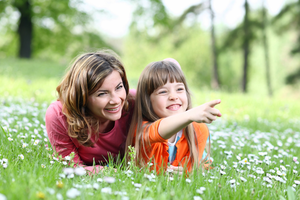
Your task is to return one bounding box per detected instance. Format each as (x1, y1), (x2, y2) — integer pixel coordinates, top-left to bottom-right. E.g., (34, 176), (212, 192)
(46, 100), (62, 111)
(45, 100), (64, 119)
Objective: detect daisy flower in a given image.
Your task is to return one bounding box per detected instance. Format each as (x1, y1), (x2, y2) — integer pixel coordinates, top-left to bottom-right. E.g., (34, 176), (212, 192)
(101, 187), (112, 194)
(56, 181), (64, 188)
(220, 170), (226, 175)
(66, 188), (81, 198)
(194, 196), (202, 200)
(240, 177), (247, 182)
(22, 143), (28, 148)
(104, 177), (116, 184)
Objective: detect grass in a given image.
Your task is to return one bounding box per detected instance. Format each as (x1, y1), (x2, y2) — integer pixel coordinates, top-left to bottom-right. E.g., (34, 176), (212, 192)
(0, 58), (66, 103)
(0, 58), (300, 199)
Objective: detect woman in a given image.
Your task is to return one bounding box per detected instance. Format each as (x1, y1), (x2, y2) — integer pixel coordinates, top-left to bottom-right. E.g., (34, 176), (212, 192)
(45, 50), (135, 174)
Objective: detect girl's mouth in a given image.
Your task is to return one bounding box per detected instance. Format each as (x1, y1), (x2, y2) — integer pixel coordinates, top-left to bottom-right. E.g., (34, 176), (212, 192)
(166, 104), (181, 111)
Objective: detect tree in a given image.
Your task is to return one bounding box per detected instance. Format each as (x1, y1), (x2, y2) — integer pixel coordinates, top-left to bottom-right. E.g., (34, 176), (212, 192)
(14, 0), (32, 58)
(242, 0), (250, 93)
(209, 0), (220, 90)
(261, 0), (273, 96)
(0, 0), (112, 59)
(272, 0), (300, 85)
(221, 0), (261, 93)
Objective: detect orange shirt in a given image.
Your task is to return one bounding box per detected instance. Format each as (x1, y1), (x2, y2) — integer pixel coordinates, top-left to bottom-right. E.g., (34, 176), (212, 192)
(137, 119), (209, 172)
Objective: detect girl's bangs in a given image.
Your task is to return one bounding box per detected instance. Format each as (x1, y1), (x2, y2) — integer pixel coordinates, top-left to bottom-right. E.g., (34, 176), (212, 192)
(148, 62), (185, 94)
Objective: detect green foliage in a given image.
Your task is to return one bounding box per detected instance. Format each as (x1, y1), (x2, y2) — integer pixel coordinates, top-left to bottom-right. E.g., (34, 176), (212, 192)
(0, 0), (113, 60)
(271, 0), (300, 85)
(123, 26), (214, 89)
(129, 0), (171, 33)
(286, 68), (300, 85)
(272, 0), (300, 54)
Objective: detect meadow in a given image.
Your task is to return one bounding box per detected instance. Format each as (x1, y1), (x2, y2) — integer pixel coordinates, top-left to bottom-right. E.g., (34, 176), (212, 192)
(0, 58), (300, 200)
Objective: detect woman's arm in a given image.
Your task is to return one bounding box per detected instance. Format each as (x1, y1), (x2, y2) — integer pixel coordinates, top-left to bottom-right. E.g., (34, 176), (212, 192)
(45, 103), (84, 165)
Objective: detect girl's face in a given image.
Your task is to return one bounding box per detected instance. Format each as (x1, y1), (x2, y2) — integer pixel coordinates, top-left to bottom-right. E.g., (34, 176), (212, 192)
(87, 70), (126, 123)
(150, 80), (188, 118)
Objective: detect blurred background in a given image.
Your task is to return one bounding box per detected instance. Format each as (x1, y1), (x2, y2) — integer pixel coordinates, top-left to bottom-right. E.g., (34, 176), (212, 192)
(0, 0), (300, 101)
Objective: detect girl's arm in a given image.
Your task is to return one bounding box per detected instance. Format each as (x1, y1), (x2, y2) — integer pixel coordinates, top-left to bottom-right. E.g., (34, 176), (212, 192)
(158, 99), (221, 140)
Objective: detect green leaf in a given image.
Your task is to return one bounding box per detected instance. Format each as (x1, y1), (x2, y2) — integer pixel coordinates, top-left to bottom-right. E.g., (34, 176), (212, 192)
(279, 195), (286, 200)
(287, 186), (296, 200)
(0, 125), (8, 138)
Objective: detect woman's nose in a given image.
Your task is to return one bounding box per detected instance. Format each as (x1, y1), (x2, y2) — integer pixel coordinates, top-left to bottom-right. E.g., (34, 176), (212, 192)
(109, 92), (121, 104)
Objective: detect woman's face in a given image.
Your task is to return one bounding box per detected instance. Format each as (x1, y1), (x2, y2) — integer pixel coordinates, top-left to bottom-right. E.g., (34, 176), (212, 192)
(87, 70), (126, 123)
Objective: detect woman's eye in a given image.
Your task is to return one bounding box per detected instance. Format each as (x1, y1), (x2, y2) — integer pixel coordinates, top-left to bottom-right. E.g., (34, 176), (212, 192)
(97, 93), (105, 97)
(117, 85), (123, 90)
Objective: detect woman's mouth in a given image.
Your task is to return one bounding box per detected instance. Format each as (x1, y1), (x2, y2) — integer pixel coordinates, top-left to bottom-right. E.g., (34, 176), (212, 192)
(105, 105), (121, 113)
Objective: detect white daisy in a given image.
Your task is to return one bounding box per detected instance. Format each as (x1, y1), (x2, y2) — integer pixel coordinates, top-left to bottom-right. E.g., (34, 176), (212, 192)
(66, 188), (81, 198)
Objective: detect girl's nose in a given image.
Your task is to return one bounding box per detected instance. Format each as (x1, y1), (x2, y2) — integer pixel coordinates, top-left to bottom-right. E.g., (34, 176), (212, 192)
(169, 92), (178, 100)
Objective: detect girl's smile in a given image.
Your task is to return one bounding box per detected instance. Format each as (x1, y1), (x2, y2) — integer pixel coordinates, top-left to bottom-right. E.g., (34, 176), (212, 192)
(166, 104), (181, 111)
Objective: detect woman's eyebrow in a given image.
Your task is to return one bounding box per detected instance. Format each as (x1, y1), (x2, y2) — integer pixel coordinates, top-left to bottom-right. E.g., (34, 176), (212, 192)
(115, 82), (123, 88)
(96, 82), (123, 92)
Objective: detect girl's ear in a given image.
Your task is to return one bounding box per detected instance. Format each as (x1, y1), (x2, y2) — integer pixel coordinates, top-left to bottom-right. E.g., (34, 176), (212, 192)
(163, 58), (181, 69)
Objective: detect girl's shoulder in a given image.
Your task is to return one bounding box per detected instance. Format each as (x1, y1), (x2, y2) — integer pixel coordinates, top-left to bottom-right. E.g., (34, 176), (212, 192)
(191, 122), (209, 134)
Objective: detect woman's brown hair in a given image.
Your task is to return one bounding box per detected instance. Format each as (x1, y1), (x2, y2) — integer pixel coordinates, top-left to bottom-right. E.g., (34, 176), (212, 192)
(57, 50), (131, 147)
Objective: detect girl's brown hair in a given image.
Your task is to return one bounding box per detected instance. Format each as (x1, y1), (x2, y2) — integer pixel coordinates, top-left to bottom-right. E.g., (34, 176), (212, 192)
(126, 60), (210, 169)
(57, 50), (131, 147)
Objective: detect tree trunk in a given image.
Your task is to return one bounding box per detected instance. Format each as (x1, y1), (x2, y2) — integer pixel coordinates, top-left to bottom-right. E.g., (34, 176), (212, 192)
(242, 0), (250, 93)
(209, 0), (220, 90)
(15, 0), (33, 58)
(262, 0), (273, 97)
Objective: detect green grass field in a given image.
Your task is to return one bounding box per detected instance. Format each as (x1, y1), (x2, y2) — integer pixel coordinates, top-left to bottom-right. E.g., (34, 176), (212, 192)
(0, 58), (300, 200)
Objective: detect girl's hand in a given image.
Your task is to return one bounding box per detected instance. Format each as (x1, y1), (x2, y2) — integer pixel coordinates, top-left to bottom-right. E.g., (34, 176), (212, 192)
(158, 99), (222, 140)
(188, 99), (222, 124)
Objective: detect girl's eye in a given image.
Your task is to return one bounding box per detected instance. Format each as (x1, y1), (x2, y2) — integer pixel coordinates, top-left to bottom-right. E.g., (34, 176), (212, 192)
(158, 90), (167, 94)
(177, 87), (185, 91)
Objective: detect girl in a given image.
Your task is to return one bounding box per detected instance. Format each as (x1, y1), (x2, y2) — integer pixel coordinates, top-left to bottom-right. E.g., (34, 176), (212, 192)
(126, 59), (221, 173)
(45, 50), (135, 174)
